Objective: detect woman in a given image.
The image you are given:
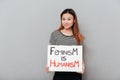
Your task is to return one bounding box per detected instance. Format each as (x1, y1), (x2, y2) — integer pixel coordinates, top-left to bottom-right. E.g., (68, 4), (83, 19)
(46, 8), (85, 80)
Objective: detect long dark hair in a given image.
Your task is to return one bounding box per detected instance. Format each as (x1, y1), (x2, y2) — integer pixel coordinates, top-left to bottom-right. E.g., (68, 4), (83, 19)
(58, 8), (85, 44)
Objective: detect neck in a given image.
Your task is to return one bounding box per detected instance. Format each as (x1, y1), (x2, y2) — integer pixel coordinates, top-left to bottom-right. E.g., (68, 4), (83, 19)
(63, 28), (72, 32)
(61, 28), (73, 36)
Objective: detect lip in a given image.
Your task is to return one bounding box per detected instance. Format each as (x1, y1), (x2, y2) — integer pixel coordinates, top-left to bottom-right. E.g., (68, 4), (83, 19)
(63, 24), (69, 26)
(64, 25), (70, 28)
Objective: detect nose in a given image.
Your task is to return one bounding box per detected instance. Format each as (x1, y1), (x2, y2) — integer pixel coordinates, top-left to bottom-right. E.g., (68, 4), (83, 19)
(64, 20), (68, 23)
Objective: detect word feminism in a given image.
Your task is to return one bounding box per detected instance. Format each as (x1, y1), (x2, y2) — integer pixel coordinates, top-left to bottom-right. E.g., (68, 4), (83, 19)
(50, 47), (78, 55)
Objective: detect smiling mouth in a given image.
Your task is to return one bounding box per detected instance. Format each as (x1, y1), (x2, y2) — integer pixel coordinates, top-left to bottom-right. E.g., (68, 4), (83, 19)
(64, 24), (69, 26)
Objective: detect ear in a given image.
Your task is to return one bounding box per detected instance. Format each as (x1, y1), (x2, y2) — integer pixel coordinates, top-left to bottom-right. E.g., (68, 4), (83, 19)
(74, 20), (75, 23)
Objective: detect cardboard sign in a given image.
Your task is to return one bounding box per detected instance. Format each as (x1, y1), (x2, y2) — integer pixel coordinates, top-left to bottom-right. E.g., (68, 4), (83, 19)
(47, 45), (83, 72)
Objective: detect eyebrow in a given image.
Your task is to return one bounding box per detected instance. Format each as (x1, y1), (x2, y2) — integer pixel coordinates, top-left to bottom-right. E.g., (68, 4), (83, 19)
(62, 17), (73, 19)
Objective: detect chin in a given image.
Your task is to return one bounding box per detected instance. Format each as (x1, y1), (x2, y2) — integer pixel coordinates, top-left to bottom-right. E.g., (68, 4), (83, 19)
(64, 28), (70, 30)
(64, 27), (71, 30)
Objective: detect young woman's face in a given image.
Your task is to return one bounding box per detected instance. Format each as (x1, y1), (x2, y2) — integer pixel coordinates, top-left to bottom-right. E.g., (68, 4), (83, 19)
(61, 13), (75, 30)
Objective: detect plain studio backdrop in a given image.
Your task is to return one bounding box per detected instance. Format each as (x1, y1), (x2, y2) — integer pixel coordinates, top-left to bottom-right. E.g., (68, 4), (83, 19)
(0, 0), (120, 80)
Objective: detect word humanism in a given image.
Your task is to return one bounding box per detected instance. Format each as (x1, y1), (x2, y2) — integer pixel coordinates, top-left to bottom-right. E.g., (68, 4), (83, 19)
(49, 60), (80, 68)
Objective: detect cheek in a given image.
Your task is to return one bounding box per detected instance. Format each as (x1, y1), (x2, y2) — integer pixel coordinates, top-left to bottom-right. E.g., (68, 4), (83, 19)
(62, 20), (64, 23)
(61, 21), (65, 25)
(69, 21), (74, 25)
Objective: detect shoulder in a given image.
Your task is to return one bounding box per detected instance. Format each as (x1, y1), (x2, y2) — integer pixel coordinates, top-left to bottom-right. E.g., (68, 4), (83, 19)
(51, 30), (60, 36)
(80, 41), (84, 45)
(52, 30), (59, 33)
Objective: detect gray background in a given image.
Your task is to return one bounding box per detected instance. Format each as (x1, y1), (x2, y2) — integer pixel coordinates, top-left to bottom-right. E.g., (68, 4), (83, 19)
(0, 0), (120, 80)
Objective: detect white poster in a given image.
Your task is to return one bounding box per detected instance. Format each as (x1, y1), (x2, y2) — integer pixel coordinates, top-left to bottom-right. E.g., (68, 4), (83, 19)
(47, 45), (83, 72)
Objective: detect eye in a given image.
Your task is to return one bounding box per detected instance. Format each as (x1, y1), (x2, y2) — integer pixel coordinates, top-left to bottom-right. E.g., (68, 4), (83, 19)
(68, 18), (71, 20)
(62, 18), (65, 21)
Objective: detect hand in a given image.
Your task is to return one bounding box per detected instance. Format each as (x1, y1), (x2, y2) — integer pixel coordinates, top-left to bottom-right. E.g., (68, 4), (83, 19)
(45, 65), (50, 73)
(76, 62), (85, 74)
